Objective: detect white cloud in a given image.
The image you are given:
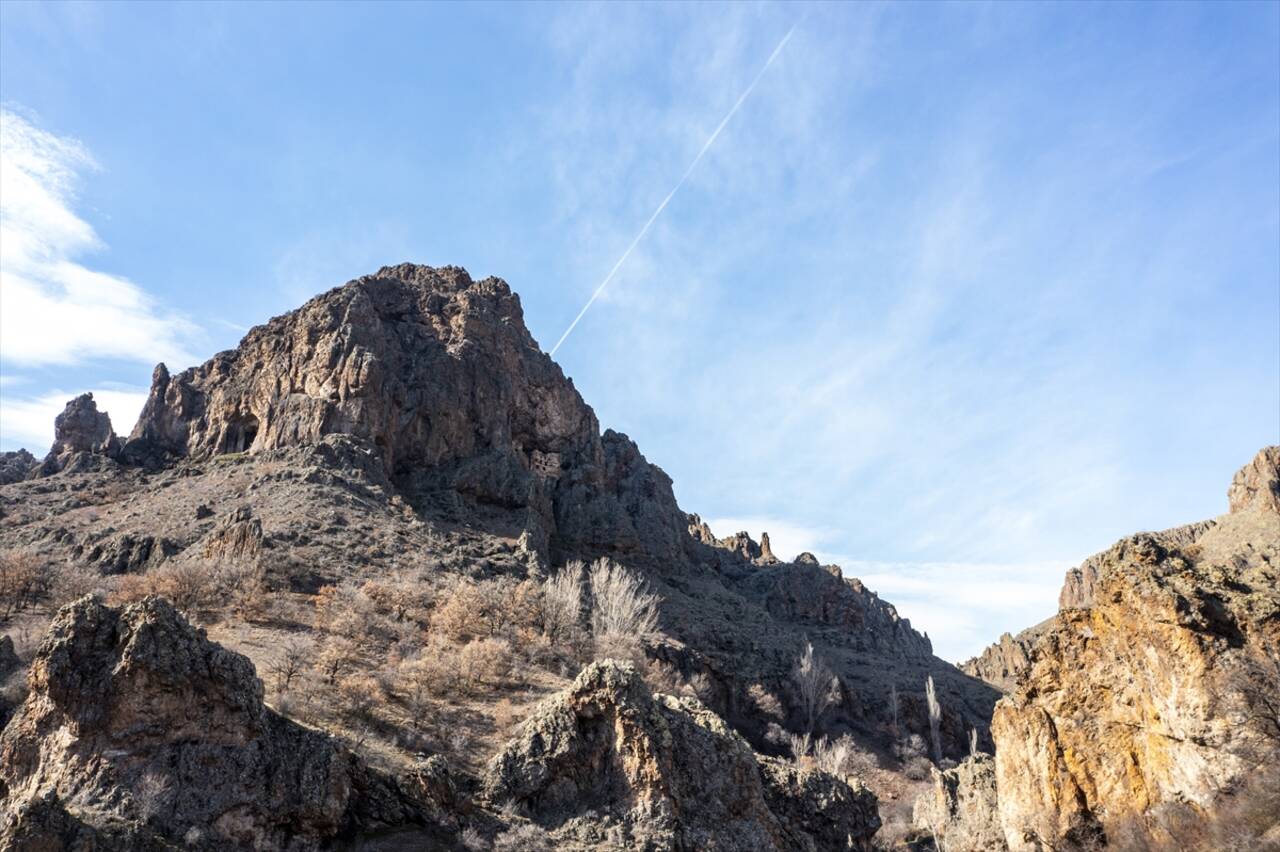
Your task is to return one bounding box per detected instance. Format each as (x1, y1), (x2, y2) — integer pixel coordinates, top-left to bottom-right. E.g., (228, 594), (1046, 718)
(0, 108), (199, 369)
(0, 386), (148, 454)
(842, 560), (1068, 663)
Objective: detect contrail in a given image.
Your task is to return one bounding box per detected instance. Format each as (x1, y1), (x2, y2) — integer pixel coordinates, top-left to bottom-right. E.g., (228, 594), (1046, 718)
(549, 23), (799, 357)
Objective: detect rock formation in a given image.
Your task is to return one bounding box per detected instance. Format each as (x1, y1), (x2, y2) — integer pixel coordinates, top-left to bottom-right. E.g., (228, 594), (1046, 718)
(959, 623), (1049, 694)
(0, 449), (36, 485)
(0, 264), (1013, 849)
(37, 393), (120, 476)
(912, 754), (1006, 851)
(991, 446), (1280, 850)
(0, 596), (434, 851)
(483, 660), (880, 851)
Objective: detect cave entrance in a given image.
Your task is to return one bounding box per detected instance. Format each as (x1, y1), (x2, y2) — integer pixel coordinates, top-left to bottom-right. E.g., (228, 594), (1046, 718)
(225, 414), (260, 454)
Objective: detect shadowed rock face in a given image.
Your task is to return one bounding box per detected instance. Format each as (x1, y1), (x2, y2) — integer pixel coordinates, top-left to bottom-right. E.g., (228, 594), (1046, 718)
(483, 660), (880, 851)
(0, 597), (428, 851)
(991, 447), (1280, 851)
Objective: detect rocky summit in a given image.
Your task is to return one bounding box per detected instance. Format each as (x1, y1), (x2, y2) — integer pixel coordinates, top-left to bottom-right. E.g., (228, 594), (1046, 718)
(0, 264), (1275, 852)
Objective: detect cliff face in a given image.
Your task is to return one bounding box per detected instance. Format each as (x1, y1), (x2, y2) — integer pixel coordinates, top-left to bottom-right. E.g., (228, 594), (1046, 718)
(991, 447), (1280, 851)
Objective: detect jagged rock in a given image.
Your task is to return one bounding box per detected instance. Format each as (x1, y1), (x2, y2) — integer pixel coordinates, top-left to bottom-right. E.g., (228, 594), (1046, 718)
(744, 563), (932, 659)
(759, 532), (777, 563)
(37, 393), (120, 476)
(0, 635), (18, 678)
(992, 447), (1280, 851)
(0, 596), (430, 851)
(959, 624), (1049, 694)
(483, 660), (880, 851)
(0, 449), (37, 485)
(85, 532), (177, 575)
(911, 754), (1006, 851)
(0, 635), (21, 728)
(1229, 445), (1280, 514)
(201, 505), (264, 563)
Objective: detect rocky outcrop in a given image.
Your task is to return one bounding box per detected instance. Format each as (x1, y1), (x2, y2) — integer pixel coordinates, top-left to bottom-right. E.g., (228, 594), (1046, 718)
(912, 754), (1006, 851)
(0, 596), (430, 851)
(483, 660), (880, 851)
(992, 447), (1280, 851)
(201, 505), (264, 563)
(1229, 445), (1280, 514)
(0, 449), (37, 485)
(960, 623), (1049, 693)
(37, 393), (120, 476)
(0, 635), (21, 727)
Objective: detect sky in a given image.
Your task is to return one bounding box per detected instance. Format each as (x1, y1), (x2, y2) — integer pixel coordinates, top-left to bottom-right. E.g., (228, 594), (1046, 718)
(1, 1), (1277, 661)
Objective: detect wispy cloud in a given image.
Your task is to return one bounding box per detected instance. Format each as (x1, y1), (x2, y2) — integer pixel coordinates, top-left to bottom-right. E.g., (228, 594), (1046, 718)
(0, 108), (199, 369)
(549, 20), (799, 356)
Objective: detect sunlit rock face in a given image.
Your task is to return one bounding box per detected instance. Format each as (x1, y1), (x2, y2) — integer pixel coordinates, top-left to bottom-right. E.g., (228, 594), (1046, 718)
(992, 446), (1280, 851)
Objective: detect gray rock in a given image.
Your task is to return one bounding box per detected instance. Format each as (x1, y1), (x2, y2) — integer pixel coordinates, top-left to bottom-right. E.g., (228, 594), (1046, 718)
(0, 596), (431, 850)
(483, 660), (880, 851)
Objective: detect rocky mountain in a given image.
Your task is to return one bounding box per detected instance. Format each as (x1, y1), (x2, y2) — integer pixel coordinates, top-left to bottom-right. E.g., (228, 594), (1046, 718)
(950, 447), (1280, 851)
(0, 264), (1003, 849)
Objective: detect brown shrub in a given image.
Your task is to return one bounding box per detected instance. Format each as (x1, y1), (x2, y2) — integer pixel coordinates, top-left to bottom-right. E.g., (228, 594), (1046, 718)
(313, 635), (359, 685)
(109, 562), (216, 617)
(460, 637), (511, 692)
(0, 551), (45, 621)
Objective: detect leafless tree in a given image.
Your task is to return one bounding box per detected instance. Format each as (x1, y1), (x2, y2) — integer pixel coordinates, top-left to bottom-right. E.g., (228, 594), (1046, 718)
(588, 559), (659, 647)
(268, 636), (313, 694)
(541, 561), (585, 643)
(926, 675), (943, 763)
(792, 641), (837, 734)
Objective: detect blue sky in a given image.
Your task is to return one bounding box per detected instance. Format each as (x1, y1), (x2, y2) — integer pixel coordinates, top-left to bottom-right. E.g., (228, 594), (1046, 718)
(1, 1), (1277, 660)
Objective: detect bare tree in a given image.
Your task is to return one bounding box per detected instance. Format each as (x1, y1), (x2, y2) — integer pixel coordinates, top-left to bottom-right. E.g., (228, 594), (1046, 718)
(926, 675), (943, 764)
(792, 641), (838, 734)
(541, 561), (585, 643)
(268, 636), (313, 694)
(588, 559), (659, 652)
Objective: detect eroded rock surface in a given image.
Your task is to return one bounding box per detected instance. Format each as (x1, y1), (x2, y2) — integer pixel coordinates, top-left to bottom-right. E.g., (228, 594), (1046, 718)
(0, 596), (431, 851)
(912, 754), (1006, 851)
(992, 447), (1280, 851)
(483, 660), (880, 851)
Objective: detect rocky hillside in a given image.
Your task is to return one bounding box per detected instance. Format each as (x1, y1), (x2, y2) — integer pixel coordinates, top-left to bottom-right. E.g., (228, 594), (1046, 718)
(0, 264), (1003, 849)
(983, 447), (1280, 851)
